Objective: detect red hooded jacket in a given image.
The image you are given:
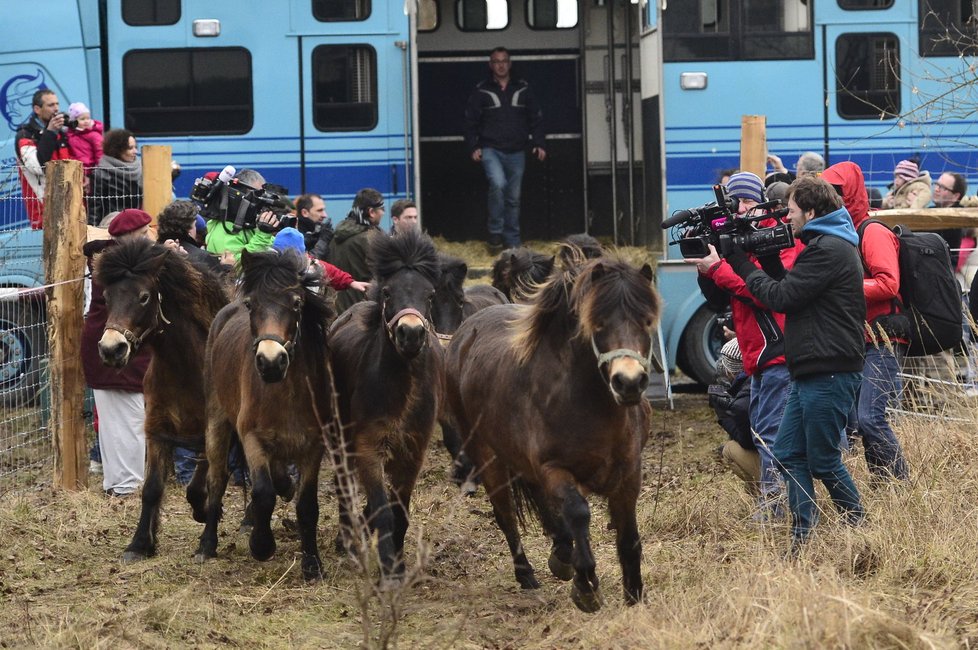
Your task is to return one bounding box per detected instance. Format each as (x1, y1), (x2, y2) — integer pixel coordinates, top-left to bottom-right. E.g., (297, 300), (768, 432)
(820, 161), (904, 343)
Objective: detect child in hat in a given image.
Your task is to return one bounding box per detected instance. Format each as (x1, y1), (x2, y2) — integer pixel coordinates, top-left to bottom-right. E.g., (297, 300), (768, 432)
(272, 227), (370, 294)
(65, 102), (104, 171)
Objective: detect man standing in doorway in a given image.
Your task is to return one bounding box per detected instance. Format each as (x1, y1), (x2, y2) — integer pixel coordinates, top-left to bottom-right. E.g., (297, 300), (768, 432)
(465, 46), (546, 253)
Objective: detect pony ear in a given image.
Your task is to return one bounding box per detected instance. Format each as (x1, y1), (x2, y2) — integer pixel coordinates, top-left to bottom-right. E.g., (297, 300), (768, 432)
(240, 249), (255, 270)
(640, 263), (654, 282)
(591, 261), (606, 280)
(450, 261), (468, 285)
(146, 248), (169, 274)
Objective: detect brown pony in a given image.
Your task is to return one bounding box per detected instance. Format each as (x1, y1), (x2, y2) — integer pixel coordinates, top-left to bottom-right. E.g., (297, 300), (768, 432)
(444, 257), (660, 612)
(328, 229), (442, 586)
(490, 247), (555, 303)
(432, 253), (508, 339)
(192, 249), (334, 580)
(95, 239), (229, 562)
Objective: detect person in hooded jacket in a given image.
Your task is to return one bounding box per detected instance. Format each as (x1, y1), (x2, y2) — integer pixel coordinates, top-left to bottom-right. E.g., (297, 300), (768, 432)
(726, 176), (867, 549)
(327, 188), (384, 313)
(821, 161), (910, 482)
(881, 159), (932, 210)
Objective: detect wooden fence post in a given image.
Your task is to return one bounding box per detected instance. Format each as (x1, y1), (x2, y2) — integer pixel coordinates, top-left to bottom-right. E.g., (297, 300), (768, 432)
(740, 115), (767, 180)
(141, 145), (173, 225)
(43, 160), (88, 490)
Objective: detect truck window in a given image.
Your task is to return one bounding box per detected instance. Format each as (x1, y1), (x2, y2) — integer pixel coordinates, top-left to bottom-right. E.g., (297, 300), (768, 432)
(919, 0), (978, 57)
(123, 48), (253, 135)
(836, 33), (901, 119)
(419, 0), (439, 31)
(312, 45), (378, 132)
(122, 0), (180, 26)
(312, 0), (371, 22)
(457, 0), (509, 31)
(526, 0), (578, 29)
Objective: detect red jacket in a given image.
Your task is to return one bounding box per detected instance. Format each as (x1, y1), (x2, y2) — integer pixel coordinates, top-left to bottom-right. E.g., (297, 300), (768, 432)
(821, 161), (903, 343)
(15, 116), (71, 229)
(703, 226), (803, 376)
(312, 258), (355, 291)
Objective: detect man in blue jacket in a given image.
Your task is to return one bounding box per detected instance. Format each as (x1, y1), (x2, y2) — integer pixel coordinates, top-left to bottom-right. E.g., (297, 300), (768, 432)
(726, 176), (867, 552)
(465, 47), (545, 252)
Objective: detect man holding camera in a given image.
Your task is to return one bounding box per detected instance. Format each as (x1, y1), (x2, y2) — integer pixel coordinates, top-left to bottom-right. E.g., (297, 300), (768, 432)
(724, 176), (867, 550)
(687, 171), (803, 521)
(204, 169), (282, 263)
(15, 89), (71, 229)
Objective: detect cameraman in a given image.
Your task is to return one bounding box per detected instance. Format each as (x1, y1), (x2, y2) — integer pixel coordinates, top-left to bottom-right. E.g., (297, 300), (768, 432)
(687, 172), (801, 522)
(725, 176), (866, 550)
(204, 169), (281, 262)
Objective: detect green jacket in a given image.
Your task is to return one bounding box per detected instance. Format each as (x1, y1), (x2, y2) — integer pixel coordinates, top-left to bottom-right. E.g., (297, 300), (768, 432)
(329, 218), (377, 313)
(204, 219), (275, 260)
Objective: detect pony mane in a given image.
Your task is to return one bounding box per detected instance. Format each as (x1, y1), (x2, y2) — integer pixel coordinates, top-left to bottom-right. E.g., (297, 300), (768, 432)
(368, 229), (440, 284)
(239, 249), (335, 348)
(509, 264), (579, 365)
(557, 234), (604, 270)
(509, 256), (658, 365)
(491, 248), (555, 301)
(96, 239), (230, 334)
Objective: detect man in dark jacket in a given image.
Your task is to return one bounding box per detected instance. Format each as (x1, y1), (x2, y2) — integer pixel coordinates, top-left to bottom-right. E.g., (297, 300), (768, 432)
(328, 188), (384, 313)
(726, 176), (866, 549)
(464, 47), (545, 252)
(295, 193), (334, 262)
(15, 89), (70, 229)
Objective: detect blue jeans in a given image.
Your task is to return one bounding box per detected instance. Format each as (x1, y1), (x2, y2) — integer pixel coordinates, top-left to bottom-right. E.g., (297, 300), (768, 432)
(774, 372), (865, 542)
(749, 363), (791, 505)
(481, 147), (525, 248)
(853, 345), (909, 481)
(173, 447), (199, 485)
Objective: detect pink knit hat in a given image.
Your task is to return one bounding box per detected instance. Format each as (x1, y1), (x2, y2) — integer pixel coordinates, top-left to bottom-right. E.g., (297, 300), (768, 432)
(894, 159), (919, 182)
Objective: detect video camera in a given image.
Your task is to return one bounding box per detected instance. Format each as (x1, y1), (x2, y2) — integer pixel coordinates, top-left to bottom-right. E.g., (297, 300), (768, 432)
(190, 165), (292, 234)
(662, 184), (794, 259)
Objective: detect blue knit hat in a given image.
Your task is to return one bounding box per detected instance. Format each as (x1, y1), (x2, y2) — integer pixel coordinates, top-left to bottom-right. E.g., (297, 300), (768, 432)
(272, 227), (306, 254)
(725, 172), (765, 203)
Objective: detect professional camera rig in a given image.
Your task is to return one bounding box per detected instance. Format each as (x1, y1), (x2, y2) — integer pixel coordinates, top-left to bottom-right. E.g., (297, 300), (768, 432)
(662, 184), (794, 259)
(190, 167), (292, 234)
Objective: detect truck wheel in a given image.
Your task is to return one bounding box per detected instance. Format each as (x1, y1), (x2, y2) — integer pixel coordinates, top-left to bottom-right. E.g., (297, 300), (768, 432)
(0, 299), (46, 409)
(676, 305), (724, 386)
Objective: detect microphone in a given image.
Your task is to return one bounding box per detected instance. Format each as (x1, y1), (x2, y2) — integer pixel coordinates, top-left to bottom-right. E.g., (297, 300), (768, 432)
(662, 209), (698, 229)
(217, 165), (236, 183)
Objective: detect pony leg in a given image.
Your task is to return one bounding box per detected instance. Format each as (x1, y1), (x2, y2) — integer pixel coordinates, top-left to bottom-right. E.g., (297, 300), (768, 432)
(608, 477), (644, 606)
(525, 483), (574, 581)
(241, 434), (277, 562)
(295, 447), (325, 580)
(122, 439), (170, 563)
(480, 456), (539, 590)
(186, 456), (209, 524)
(440, 419), (476, 490)
(331, 438), (358, 555)
(355, 434), (400, 585)
(544, 470), (601, 613)
(194, 418), (233, 562)
(385, 428), (430, 567)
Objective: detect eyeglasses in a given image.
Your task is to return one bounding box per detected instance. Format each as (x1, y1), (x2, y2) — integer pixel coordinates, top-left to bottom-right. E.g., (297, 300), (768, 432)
(934, 181), (955, 193)
(490, 58), (510, 64)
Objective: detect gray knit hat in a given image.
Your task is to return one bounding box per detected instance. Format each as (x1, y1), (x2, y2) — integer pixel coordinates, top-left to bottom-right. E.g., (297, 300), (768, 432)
(726, 172), (765, 203)
(720, 338), (744, 375)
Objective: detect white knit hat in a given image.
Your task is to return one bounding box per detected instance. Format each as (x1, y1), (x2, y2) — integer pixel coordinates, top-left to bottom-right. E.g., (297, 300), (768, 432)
(720, 338), (743, 375)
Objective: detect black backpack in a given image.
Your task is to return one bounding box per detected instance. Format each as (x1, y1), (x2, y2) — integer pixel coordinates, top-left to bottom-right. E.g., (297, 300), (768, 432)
(857, 220), (962, 356)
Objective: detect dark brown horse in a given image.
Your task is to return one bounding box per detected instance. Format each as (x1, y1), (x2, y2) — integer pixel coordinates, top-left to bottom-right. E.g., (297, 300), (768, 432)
(329, 229), (441, 586)
(95, 239), (230, 561)
(490, 247), (555, 303)
(444, 257), (660, 612)
(431, 253), (507, 488)
(192, 249), (334, 580)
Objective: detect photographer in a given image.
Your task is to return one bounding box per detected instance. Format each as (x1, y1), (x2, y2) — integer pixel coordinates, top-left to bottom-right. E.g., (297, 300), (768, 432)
(725, 176), (866, 551)
(204, 169), (282, 262)
(328, 188), (385, 314)
(15, 89), (71, 229)
(686, 171), (801, 522)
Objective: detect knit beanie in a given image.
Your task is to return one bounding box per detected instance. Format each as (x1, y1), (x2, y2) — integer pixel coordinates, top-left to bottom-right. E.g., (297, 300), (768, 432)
(68, 102), (90, 121)
(725, 172), (765, 203)
(720, 338), (744, 375)
(273, 227), (306, 254)
(894, 160), (919, 182)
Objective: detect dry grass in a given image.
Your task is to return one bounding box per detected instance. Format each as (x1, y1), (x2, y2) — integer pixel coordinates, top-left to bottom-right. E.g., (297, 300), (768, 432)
(2, 380), (978, 648)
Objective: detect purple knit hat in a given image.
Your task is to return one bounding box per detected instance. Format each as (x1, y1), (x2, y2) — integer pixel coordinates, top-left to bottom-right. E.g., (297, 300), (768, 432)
(894, 160), (919, 182)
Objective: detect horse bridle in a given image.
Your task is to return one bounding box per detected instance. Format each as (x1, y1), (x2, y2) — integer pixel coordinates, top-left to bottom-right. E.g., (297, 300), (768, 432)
(590, 334), (656, 375)
(251, 295), (302, 362)
(383, 301), (432, 345)
(104, 293), (170, 354)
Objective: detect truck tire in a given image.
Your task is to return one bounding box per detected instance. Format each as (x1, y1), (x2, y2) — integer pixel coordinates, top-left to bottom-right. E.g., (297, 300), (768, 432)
(676, 305), (724, 386)
(0, 298), (46, 409)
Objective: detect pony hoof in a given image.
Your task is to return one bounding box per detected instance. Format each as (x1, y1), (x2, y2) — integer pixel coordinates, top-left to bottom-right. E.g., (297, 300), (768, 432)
(302, 555), (324, 581)
(250, 535), (276, 562)
(517, 572), (540, 590)
(547, 551), (574, 581)
(570, 584), (603, 613)
(460, 480), (478, 497)
(378, 574), (404, 592)
(193, 551), (215, 564)
(121, 550), (148, 564)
